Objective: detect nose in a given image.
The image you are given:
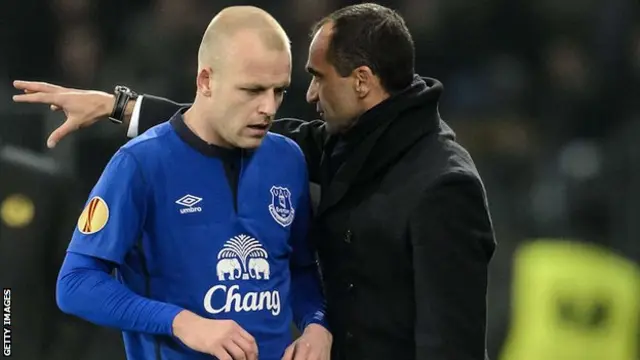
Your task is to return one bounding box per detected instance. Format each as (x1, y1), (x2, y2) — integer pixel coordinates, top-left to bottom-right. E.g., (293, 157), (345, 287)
(306, 80), (318, 104)
(258, 90), (278, 118)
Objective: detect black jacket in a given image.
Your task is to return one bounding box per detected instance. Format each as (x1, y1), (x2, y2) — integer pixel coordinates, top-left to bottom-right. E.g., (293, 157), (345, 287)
(134, 76), (496, 360)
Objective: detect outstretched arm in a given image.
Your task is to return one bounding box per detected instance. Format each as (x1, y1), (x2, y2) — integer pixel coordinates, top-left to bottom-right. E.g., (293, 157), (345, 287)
(12, 81), (131, 147)
(11, 81), (187, 148)
(11, 81), (328, 181)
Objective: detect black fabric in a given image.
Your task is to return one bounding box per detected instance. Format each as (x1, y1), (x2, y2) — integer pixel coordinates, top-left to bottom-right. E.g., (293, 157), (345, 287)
(307, 77), (495, 360)
(325, 74), (429, 183)
(137, 94), (190, 135)
(135, 75), (496, 360)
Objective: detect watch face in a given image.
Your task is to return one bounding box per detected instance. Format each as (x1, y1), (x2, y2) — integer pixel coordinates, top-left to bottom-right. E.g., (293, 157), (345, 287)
(115, 86), (137, 99)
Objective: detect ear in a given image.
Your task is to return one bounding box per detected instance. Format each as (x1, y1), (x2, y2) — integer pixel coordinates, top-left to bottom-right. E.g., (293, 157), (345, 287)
(353, 66), (375, 98)
(197, 67), (213, 97)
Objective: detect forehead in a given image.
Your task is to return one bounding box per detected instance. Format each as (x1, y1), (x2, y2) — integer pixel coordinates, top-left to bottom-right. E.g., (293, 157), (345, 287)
(225, 34), (292, 86)
(307, 23), (333, 68)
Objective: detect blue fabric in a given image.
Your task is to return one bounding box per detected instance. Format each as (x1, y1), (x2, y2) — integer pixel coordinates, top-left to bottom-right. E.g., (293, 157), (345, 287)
(57, 252), (182, 335)
(59, 111), (326, 360)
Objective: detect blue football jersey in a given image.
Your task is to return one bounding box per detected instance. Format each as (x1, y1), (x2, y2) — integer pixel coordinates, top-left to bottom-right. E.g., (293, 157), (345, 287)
(67, 111), (316, 360)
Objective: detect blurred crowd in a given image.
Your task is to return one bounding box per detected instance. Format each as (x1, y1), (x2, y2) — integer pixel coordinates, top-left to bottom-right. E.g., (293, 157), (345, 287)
(1, 0), (638, 359)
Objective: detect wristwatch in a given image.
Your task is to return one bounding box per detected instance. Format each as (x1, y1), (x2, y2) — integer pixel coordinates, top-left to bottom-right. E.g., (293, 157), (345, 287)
(109, 85), (138, 124)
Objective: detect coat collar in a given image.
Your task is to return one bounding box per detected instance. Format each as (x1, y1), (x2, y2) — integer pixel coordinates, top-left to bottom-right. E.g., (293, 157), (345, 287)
(317, 76), (446, 216)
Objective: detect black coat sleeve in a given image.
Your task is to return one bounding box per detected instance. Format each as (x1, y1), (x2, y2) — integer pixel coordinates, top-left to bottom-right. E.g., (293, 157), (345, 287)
(409, 173), (496, 360)
(138, 94), (190, 134)
(270, 118), (327, 184)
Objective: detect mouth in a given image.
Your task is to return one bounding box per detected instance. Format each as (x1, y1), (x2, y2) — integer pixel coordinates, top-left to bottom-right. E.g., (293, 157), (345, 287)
(247, 123), (270, 133)
(247, 123), (271, 137)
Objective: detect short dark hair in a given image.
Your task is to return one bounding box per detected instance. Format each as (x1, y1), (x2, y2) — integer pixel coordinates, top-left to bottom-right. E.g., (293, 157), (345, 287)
(311, 3), (415, 93)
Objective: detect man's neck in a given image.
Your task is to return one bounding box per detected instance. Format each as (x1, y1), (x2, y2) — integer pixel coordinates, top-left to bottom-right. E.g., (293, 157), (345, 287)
(361, 89), (390, 116)
(340, 89), (390, 134)
(182, 104), (232, 148)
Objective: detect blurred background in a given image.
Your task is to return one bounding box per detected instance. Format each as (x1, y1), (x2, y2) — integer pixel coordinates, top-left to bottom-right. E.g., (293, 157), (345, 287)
(1, 0), (639, 359)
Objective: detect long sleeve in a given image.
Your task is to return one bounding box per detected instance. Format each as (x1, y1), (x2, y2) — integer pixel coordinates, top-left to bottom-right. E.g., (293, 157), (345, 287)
(291, 263), (329, 331)
(290, 258), (328, 331)
(409, 173), (496, 360)
(60, 148), (184, 335)
(56, 252), (184, 335)
(289, 159), (328, 331)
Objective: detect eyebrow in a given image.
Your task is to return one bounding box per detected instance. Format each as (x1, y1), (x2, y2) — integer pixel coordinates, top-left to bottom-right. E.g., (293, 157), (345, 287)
(306, 66), (322, 77)
(239, 83), (290, 91)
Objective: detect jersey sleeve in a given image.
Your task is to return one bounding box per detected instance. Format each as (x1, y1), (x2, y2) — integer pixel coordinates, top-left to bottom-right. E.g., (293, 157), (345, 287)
(67, 148), (148, 265)
(57, 252), (182, 335)
(289, 157), (328, 330)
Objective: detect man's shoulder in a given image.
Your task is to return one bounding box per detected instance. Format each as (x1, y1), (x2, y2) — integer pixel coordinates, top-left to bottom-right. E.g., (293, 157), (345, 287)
(118, 121), (173, 170)
(436, 122), (481, 178)
(407, 120), (483, 184)
(271, 118), (328, 144)
(121, 121), (173, 154)
(264, 131), (305, 159)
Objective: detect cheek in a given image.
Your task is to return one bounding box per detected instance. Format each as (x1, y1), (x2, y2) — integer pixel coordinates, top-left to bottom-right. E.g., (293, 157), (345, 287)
(319, 86), (337, 110)
(321, 85), (353, 113)
(230, 104), (257, 132)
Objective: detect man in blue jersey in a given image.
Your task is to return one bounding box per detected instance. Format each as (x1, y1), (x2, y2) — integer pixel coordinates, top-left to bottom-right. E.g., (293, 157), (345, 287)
(53, 6), (331, 360)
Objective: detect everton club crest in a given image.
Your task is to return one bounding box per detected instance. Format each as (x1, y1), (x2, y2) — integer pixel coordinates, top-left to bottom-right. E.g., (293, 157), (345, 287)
(268, 186), (295, 227)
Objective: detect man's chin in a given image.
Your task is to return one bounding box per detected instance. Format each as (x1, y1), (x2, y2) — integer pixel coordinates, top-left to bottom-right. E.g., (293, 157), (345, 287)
(325, 116), (358, 135)
(324, 121), (343, 135)
(237, 136), (265, 150)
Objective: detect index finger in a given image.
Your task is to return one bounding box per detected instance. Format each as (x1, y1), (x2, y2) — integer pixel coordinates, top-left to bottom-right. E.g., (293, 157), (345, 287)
(231, 336), (258, 360)
(209, 346), (232, 360)
(47, 121), (78, 149)
(237, 328), (259, 358)
(13, 80), (63, 93)
(12, 92), (61, 105)
(235, 326), (256, 346)
(232, 336), (258, 360)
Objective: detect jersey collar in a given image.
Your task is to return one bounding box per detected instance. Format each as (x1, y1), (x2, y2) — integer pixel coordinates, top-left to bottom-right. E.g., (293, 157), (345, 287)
(169, 107), (241, 160)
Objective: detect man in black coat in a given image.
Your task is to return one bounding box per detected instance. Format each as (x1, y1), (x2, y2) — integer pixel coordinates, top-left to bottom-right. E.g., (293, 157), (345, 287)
(13, 4), (496, 359)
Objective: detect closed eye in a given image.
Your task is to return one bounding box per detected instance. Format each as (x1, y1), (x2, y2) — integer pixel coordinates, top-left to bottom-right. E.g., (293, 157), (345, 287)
(306, 66), (322, 79)
(244, 88), (264, 95)
(242, 87), (287, 96)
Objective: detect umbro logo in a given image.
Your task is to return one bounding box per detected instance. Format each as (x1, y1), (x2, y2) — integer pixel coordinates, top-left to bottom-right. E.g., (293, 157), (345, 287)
(176, 194), (203, 214)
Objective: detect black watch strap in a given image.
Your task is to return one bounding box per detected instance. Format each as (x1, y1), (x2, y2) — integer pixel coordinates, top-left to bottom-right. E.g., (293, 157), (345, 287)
(109, 85), (138, 124)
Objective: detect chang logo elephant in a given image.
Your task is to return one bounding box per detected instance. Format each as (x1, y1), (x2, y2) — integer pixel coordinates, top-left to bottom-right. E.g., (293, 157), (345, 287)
(217, 258), (241, 281)
(248, 258), (270, 280)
